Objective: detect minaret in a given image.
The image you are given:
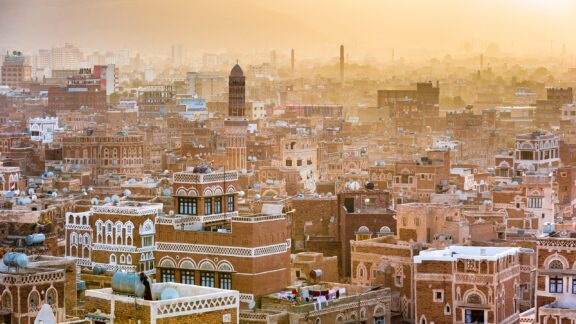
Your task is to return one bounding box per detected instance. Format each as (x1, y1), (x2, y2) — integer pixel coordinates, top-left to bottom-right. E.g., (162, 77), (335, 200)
(339, 45), (344, 86)
(225, 63), (248, 171)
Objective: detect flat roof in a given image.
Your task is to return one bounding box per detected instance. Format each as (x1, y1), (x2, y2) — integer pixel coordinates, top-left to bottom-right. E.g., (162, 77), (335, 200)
(414, 245), (519, 263)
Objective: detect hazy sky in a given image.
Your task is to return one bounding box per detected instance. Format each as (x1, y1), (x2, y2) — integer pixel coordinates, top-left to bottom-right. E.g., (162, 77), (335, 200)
(1, 0), (575, 58)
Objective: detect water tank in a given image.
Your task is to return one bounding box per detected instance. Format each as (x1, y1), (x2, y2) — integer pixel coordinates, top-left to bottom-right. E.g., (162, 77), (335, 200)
(3, 252), (29, 268)
(162, 188), (172, 197)
(93, 265), (106, 275)
(309, 269), (323, 279)
(111, 272), (146, 297)
(160, 287), (180, 300)
(25, 234), (45, 245)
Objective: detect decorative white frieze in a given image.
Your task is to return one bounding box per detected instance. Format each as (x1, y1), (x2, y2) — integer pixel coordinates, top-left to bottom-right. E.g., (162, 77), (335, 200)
(156, 240), (290, 258)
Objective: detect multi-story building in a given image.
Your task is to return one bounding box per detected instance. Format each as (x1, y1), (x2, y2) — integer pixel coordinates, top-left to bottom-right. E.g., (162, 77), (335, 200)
(521, 232), (576, 323)
(514, 131), (560, 175)
(351, 236), (424, 322)
(155, 168), (291, 305)
(1, 51), (31, 88)
(48, 68), (107, 111)
(0, 133), (27, 154)
(414, 246), (522, 324)
(378, 81), (440, 117)
(62, 132), (145, 178)
(0, 164), (21, 193)
(392, 149), (451, 205)
(280, 135), (318, 191)
(65, 201), (162, 274)
(50, 43), (83, 70)
(338, 189), (395, 277)
(535, 87), (573, 126)
(0, 254), (78, 324)
(396, 203), (468, 244)
(29, 117), (59, 143)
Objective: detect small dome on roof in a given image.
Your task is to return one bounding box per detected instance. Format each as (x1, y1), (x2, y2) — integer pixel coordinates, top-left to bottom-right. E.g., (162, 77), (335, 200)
(230, 64), (244, 77)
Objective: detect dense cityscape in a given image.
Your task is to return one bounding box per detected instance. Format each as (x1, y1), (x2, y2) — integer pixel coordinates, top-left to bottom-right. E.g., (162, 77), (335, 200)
(1, 1), (576, 323)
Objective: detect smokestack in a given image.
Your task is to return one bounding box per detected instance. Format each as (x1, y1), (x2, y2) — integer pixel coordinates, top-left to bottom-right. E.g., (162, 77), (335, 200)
(291, 48), (295, 73)
(340, 44), (344, 86)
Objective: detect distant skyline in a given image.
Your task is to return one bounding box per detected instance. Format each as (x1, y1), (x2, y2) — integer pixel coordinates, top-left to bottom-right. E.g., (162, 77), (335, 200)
(1, 0), (576, 59)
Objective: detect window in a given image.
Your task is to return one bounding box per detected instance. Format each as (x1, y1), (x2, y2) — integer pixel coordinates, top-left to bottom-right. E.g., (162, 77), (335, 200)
(204, 198), (212, 215)
(215, 197), (222, 214)
(181, 270), (195, 285)
(227, 195), (234, 212)
(161, 269), (175, 282)
(110, 254), (116, 265)
(573, 279), (576, 294)
(201, 272), (215, 287)
(219, 272), (232, 289)
(528, 198), (543, 208)
(142, 236), (154, 247)
(433, 290), (444, 302)
(549, 276), (563, 293)
(374, 316), (385, 324)
(549, 260), (564, 269)
(286, 159), (292, 167)
(178, 197), (198, 215)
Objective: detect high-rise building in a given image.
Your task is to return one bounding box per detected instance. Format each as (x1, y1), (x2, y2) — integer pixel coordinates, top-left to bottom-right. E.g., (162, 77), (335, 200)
(225, 64), (248, 171)
(51, 43), (83, 70)
(1, 51), (31, 88)
(171, 44), (183, 65)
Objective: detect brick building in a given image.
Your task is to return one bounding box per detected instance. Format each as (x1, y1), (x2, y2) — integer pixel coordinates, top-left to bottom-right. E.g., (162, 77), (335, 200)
(521, 233), (576, 323)
(0, 254), (77, 323)
(414, 246), (522, 324)
(62, 132), (145, 179)
(65, 201), (162, 274)
(351, 236), (424, 322)
(0, 51), (31, 88)
(155, 168), (291, 306)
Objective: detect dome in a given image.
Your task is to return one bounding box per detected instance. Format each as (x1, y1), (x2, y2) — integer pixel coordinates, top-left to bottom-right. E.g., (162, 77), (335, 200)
(230, 64), (244, 77)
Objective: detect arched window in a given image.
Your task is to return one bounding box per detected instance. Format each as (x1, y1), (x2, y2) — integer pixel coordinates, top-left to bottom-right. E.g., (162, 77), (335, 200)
(125, 222), (134, 246)
(549, 260), (564, 270)
(115, 222), (123, 245)
(127, 255), (132, 264)
(46, 287), (57, 306)
(1, 291), (12, 312)
(70, 232), (77, 245)
(467, 293), (482, 304)
(110, 254), (117, 265)
(120, 255), (125, 264)
(28, 290), (41, 313)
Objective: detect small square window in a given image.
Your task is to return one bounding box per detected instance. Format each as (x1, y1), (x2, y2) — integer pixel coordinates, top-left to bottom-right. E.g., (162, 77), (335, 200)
(433, 289), (444, 302)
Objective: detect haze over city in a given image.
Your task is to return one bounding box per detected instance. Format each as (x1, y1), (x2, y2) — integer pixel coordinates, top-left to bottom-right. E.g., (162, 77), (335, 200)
(2, 0), (576, 59)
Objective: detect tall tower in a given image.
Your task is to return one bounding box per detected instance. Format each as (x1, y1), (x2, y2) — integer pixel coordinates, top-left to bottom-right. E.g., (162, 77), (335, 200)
(291, 49), (295, 73)
(225, 63), (248, 171)
(339, 45), (344, 86)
